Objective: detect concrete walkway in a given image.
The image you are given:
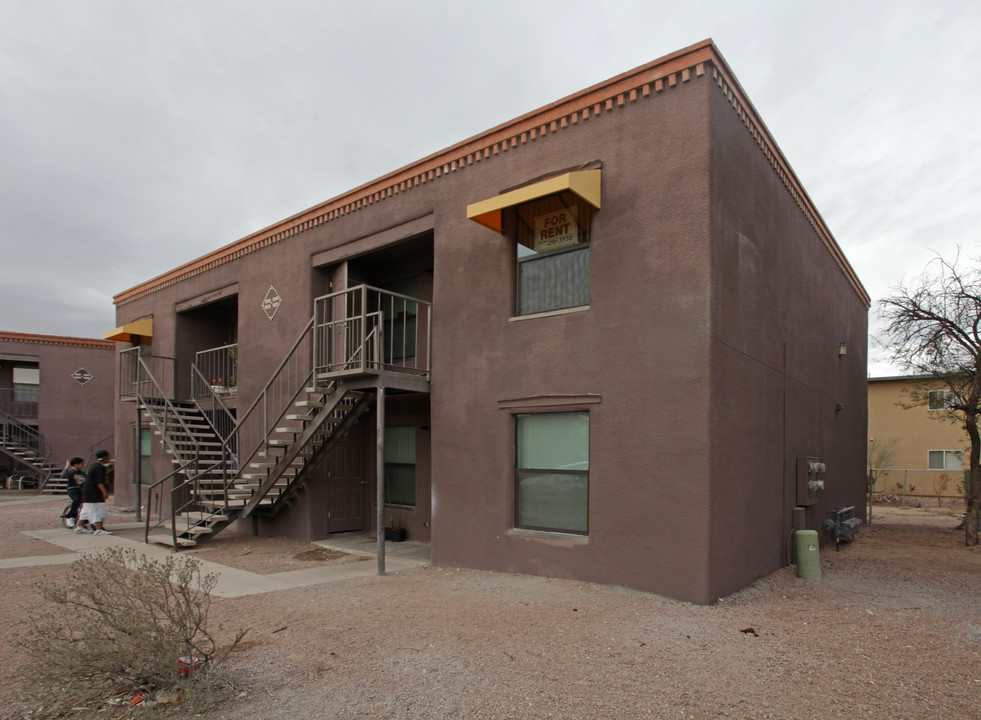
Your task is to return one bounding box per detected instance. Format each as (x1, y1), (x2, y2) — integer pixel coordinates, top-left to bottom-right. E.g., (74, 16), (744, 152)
(6, 521), (430, 599)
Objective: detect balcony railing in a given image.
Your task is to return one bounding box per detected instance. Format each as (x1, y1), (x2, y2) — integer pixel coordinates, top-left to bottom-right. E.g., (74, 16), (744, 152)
(313, 285), (431, 380)
(0, 388), (38, 419)
(193, 343), (238, 401)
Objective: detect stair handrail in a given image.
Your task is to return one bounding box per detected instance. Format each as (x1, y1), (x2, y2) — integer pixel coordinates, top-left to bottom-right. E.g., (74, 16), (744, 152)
(121, 350), (208, 511)
(190, 364), (236, 443)
(131, 359), (201, 468)
(143, 463), (218, 548)
(313, 284), (431, 379)
(207, 317), (316, 509)
(0, 405), (54, 485)
(86, 433), (115, 464)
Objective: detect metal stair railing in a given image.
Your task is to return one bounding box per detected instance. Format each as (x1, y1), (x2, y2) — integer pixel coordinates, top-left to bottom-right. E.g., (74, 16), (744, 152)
(239, 381), (373, 516)
(143, 286), (431, 543)
(190, 363), (236, 444)
(0, 405), (54, 487)
(313, 284), (432, 379)
(120, 349), (216, 543)
(191, 317), (317, 516)
(120, 349), (203, 469)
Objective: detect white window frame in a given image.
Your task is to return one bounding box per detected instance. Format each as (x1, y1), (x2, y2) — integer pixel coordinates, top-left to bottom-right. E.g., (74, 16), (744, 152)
(927, 449), (962, 471)
(927, 389), (955, 411)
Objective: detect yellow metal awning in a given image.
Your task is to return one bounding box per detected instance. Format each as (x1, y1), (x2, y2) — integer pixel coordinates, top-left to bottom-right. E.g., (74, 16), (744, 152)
(103, 317), (153, 343)
(466, 169), (601, 233)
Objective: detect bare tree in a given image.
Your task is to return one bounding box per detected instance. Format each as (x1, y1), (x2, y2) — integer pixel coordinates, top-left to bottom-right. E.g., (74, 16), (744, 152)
(879, 254), (981, 545)
(867, 437), (899, 523)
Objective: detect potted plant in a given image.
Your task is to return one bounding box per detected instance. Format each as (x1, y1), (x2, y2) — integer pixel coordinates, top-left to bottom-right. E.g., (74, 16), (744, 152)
(384, 513), (407, 542)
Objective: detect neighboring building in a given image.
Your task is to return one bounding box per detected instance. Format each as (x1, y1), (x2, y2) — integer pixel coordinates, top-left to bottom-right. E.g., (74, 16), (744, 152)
(0, 331), (115, 490)
(105, 40), (868, 604)
(868, 375), (968, 503)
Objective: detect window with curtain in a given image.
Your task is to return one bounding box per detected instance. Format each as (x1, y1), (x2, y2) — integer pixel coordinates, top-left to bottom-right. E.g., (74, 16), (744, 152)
(928, 449), (962, 470)
(140, 428), (153, 485)
(927, 389), (955, 411)
(515, 411), (589, 534)
(513, 191), (592, 316)
(384, 426), (416, 507)
(12, 366), (39, 403)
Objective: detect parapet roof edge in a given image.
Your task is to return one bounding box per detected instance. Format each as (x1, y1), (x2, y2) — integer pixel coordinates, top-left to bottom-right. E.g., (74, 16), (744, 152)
(113, 39), (868, 308)
(0, 330), (115, 350)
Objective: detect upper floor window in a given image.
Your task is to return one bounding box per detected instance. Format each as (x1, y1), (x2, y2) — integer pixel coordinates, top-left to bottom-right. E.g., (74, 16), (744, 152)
(12, 367), (39, 403)
(465, 168), (601, 318)
(513, 192), (592, 316)
(927, 389), (955, 411)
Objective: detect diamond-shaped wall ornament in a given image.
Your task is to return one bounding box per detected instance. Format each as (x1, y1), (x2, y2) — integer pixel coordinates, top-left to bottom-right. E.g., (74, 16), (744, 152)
(262, 285), (282, 321)
(71, 368), (93, 385)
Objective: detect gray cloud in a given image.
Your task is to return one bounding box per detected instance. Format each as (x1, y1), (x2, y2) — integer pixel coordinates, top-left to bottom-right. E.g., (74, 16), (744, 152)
(2, 0), (979, 377)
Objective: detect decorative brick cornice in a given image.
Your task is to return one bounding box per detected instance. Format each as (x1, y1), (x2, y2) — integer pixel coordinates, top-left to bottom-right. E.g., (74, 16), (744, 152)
(0, 331), (114, 351)
(114, 39), (867, 308)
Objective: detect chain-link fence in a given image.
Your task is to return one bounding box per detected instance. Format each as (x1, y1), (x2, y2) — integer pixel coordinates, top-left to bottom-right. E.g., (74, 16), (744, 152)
(868, 467), (970, 506)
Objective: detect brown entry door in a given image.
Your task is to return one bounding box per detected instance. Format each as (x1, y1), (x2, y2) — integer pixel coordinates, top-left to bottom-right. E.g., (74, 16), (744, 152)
(326, 418), (369, 533)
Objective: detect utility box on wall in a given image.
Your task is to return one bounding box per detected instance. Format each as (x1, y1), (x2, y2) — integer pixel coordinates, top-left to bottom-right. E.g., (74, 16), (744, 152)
(796, 456), (825, 507)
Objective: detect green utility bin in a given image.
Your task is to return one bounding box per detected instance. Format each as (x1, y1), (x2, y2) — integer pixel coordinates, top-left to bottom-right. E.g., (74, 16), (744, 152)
(795, 529), (821, 579)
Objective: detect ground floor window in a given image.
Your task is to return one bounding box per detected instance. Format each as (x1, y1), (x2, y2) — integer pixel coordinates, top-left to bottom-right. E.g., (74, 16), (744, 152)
(140, 428), (153, 485)
(515, 411), (589, 534)
(928, 449), (962, 470)
(384, 426), (416, 507)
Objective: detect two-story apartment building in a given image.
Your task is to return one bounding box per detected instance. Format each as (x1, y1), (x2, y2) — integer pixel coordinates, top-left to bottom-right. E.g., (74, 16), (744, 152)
(0, 331), (115, 489)
(105, 40), (869, 604)
(868, 375), (969, 503)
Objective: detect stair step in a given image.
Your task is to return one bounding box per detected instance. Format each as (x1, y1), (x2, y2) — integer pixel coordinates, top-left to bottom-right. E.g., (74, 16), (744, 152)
(250, 459), (303, 468)
(199, 497), (275, 509)
(147, 533), (197, 548)
(238, 480), (290, 490)
(178, 511), (230, 523)
(184, 526), (214, 536)
(294, 399), (325, 408)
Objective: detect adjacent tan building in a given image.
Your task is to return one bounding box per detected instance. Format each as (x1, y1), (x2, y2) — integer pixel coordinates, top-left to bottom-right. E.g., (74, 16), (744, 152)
(868, 375), (968, 503)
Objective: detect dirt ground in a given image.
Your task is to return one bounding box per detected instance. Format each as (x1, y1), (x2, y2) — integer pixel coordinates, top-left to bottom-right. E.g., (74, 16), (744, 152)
(1, 493), (979, 719)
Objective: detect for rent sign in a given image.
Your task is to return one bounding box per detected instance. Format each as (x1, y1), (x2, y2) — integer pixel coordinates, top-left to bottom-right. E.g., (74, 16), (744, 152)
(533, 206), (579, 252)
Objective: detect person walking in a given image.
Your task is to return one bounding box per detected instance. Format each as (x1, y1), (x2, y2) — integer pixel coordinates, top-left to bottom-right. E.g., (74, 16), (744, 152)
(77, 450), (112, 535)
(60, 457), (85, 529)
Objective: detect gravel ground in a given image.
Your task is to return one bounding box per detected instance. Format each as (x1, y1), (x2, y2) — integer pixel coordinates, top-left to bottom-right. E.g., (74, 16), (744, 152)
(1, 493), (979, 719)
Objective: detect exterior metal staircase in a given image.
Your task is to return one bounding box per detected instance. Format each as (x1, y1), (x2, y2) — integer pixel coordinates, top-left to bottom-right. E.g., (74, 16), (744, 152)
(122, 284), (431, 550)
(0, 408), (58, 491)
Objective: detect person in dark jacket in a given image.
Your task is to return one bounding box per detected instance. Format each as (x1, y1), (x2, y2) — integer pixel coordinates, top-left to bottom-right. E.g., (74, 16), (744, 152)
(76, 450), (112, 535)
(60, 457), (85, 528)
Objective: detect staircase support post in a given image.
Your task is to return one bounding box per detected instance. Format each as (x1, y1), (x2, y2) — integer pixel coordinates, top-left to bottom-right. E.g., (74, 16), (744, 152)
(376, 386), (386, 576)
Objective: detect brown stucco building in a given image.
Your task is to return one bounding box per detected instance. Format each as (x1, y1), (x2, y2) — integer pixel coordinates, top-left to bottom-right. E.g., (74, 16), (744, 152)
(106, 40), (869, 604)
(0, 331), (115, 488)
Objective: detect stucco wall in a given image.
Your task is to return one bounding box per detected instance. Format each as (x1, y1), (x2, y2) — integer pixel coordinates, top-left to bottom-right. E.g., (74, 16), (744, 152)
(0, 335), (114, 472)
(428, 72), (715, 600)
(706, 77), (869, 600)
(108, 48), (868, 604)
(868, 378), (967, 500)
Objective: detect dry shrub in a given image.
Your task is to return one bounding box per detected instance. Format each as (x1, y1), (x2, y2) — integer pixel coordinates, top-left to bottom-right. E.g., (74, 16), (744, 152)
(13, 547), (247, 716)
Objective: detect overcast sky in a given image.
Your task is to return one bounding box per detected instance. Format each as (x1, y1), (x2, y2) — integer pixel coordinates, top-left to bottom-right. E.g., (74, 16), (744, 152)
(2, 0), (979, 375)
